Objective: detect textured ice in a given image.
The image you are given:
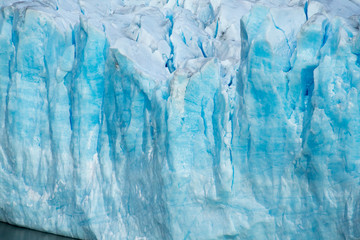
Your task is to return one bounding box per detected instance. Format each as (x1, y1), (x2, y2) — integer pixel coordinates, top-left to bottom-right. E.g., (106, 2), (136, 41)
(0, 0), (360, 239)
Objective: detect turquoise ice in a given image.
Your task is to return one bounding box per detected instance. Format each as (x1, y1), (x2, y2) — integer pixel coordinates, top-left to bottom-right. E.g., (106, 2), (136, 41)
(0, 0), (360, 239)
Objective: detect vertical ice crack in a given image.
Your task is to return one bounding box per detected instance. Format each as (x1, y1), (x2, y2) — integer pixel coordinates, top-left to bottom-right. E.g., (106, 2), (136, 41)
(229, 149), (234, 191)
(200, 97), (208, 138)
(304, 1), (309, 21)
(270, 13), (292, 72)
(197, 39), (207, 58)
(214, 18), (219, 39)
(165, 13), (175, 73)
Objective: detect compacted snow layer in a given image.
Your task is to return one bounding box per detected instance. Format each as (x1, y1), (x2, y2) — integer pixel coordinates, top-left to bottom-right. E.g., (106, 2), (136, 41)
(0, 0), (360, 239)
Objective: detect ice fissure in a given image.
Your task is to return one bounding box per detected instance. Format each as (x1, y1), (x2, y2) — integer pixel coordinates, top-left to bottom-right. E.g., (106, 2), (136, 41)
(0, 0), (360, 239)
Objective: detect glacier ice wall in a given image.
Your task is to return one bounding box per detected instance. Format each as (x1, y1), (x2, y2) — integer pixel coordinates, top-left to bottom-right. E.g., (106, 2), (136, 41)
(0, 0), (360, 239)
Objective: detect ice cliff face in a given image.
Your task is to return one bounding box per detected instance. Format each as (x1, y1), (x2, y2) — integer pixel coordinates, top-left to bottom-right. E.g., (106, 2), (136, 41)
(0, 0), (360, 239)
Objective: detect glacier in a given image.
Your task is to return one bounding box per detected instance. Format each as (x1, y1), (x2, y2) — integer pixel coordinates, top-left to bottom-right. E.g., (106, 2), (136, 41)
(0, 0), (360, 239)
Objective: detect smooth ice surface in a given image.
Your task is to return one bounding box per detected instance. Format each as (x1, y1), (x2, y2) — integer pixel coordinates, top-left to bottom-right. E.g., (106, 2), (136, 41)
(0, 0), (360, 239)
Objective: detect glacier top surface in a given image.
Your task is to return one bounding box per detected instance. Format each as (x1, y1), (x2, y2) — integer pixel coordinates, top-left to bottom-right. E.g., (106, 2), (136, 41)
(1, 0), (359, 84)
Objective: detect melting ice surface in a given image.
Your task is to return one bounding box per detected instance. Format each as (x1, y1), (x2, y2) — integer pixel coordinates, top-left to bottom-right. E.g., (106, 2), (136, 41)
(0, 0), (360, 239)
